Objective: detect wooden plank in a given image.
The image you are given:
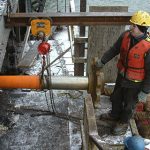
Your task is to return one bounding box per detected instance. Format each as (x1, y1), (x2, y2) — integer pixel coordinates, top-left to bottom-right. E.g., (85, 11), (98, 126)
(74, 43), (85, 75)
(69, 0), (77, 53)
(87, 6), (128, 83)
(18, 26), (31, 60)
(129, 119), (139, 135)
(80, 120), (87, 150)
(72, 56), (87, 63)
(0, 24), (10, 71)
(17, 40), (41, 68)
(74, 37), (88, 43)
(70, 0), (75, 12)
(74, 0), (86, 76)
(69, 0), (85, 76)
(84, 95), (98, 150)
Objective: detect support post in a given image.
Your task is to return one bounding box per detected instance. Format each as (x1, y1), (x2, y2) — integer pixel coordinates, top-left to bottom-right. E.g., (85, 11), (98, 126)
(74, 0), (86, 76)
(87, 6), (128, 107)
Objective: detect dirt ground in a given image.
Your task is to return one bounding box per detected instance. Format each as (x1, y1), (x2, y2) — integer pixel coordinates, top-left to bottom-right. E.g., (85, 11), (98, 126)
(95, 95), (132, 145)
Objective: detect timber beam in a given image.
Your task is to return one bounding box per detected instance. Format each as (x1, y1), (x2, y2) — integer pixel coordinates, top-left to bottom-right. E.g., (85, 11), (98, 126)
(4, 12), (133, 27)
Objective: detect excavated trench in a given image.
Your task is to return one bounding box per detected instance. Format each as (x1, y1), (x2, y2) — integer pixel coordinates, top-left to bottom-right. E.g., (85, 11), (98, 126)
(0, 26), (84, 150)
(1, 0), (150, 149)
(0, 26), (132, 150)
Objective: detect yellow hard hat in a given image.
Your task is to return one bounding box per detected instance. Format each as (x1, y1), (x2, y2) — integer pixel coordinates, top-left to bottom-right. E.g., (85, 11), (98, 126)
(130, 10), (150, 26)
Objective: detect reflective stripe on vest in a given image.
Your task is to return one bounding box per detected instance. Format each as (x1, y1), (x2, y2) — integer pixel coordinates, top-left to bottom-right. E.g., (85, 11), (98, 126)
(117, 31), (150, 82)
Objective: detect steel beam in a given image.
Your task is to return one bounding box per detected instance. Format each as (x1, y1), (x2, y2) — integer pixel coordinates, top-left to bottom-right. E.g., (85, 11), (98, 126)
(4, 12), (133, 27)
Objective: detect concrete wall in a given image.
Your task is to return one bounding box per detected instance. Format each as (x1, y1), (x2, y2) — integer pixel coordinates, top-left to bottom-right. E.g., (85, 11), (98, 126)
(87, 6), (128, 82)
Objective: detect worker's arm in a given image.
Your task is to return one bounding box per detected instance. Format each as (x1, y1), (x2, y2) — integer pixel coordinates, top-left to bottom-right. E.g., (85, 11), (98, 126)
(100, 31), (127, 64)
(141, 49), (150, 94)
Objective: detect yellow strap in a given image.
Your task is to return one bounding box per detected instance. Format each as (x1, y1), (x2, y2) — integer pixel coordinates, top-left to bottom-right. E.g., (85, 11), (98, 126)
(130, 79), (142, 83)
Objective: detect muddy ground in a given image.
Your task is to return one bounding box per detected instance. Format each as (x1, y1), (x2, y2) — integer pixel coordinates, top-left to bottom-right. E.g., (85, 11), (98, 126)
(0, 90), (132, 150)
(0, 89), (84, 150)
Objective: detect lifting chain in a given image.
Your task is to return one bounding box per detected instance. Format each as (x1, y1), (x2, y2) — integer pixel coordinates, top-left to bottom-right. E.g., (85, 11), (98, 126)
(6, 106), (81, 124)
(45, 54), (57, 114)
(41, 55), (46, 79)
(30, 18), (58, 114)
(30, 18), (81, 122)
(39, 50), (57, 114)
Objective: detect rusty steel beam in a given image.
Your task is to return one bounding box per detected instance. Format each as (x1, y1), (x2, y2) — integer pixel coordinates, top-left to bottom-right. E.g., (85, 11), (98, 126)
(4, 12), (133, 27)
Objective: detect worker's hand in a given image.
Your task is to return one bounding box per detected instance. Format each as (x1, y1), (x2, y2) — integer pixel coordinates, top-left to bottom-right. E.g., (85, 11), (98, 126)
(96, 59), (104, 69)
(138, 91), (148, 103)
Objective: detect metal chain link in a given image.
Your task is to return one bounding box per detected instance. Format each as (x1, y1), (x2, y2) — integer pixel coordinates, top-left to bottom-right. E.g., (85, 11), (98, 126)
(44, 54), (57, 113)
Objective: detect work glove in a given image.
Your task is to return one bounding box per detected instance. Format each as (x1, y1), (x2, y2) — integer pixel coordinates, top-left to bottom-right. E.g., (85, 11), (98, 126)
(138, 91), (148, 103)
(96, 59), (105, 69)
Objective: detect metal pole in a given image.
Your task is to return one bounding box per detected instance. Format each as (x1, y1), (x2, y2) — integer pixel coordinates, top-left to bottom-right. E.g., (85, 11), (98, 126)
(65, 0), (66, 12)
(0, 76), (88, 90)
(46, 76), (88, 90)
(74, 0), (86, 76)
(57, 0), (58, 12)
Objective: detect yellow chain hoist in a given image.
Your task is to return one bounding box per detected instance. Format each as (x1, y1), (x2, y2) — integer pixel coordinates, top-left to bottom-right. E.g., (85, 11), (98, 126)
(31, 18), (51, 37)
(31, 18), (52, 79)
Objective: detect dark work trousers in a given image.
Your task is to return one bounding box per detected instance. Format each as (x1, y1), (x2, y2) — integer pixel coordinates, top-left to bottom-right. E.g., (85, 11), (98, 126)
(110, 84), (140, 123)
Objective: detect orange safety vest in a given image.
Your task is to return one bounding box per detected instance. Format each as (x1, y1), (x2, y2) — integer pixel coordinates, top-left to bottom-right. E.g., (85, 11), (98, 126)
(117, 31), (150, 82)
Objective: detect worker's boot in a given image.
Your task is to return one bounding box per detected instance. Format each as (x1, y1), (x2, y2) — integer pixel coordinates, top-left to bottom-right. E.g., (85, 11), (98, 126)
(99, 112), (118, 121)
(112, 122), (128, 135)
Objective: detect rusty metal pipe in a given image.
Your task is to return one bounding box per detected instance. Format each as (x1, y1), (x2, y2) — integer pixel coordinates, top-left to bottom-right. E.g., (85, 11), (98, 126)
(0, 76), (88, 90)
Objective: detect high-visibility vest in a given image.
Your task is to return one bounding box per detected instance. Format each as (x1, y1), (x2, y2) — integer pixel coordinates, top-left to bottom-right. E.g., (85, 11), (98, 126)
(117, 31), (150, 82)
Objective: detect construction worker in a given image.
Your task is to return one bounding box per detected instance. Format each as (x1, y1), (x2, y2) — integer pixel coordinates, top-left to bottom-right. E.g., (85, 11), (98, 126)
(96, 10), (150, 135)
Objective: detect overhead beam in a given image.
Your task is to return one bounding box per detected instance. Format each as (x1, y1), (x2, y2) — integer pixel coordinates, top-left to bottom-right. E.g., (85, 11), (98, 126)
(4, 12), (133, 27)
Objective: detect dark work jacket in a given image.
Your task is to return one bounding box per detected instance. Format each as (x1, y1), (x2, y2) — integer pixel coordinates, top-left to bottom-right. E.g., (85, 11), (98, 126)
(101, 30), (150, 93)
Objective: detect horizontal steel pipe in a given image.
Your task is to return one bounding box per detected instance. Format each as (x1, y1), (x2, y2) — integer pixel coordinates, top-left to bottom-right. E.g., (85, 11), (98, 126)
(0, 76), (88, 90)
(0, 76), (41, 89)
(49, 76), (88, 90)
